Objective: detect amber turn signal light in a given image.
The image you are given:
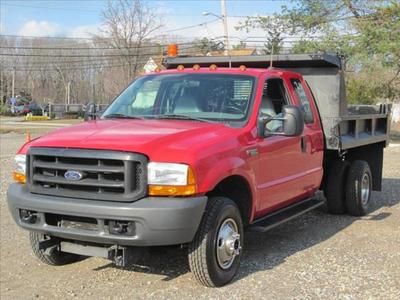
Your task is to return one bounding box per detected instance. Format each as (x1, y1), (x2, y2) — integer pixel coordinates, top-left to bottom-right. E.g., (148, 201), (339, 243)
(13, 171), (26, 184)
(148, 185), (196, 196)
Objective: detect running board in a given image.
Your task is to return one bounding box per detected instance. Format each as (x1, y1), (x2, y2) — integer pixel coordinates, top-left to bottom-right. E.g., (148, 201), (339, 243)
(249, 194), (325, 233)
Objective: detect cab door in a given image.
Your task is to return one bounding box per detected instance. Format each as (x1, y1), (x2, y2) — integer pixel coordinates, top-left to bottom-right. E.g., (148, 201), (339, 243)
(287, 75), (324, 195)
(253, 75), (322, 218)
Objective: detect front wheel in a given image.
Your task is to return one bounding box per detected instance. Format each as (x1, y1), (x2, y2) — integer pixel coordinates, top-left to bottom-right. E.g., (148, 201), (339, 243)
(188, 197), (243, 287)
(29, 232), (83, 266)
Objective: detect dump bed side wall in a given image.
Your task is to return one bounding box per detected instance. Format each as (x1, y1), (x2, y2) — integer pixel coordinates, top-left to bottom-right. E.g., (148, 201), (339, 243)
(289, 68), (390, 150)
(338, 113), (390, 149)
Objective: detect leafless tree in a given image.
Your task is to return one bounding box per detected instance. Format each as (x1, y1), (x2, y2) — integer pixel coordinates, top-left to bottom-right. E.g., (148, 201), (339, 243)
(96, 0), (162, 88)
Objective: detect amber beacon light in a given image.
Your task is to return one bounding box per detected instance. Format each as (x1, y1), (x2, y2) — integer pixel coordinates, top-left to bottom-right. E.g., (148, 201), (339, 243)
(167, 44), (178, 57)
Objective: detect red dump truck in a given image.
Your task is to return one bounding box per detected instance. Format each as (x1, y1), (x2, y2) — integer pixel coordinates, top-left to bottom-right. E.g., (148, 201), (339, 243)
(7, 54), (391, 287)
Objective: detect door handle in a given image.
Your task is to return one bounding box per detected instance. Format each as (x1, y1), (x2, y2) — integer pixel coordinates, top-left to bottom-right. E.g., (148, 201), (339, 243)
(246, 148), (259, 157)
(301, 136), (307, 153)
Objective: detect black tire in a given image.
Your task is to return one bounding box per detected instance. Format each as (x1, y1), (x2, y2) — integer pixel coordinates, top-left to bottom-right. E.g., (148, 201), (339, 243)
(188, 197), (243, 287)
(325, 160), (349, 214)
(29, 232), (82, 266)
(345, 160), (372, 216)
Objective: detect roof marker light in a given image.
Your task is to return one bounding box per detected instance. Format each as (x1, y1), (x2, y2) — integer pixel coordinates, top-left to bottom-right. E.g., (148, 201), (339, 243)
(239, 65), (247, 71)
(177, 64), (185, 71)
(209, 64), (217, 70)
(193, 64), (200, 70)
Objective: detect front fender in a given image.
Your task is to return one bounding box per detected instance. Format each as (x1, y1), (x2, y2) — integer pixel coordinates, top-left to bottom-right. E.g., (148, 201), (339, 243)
(195, 156), (258, 220)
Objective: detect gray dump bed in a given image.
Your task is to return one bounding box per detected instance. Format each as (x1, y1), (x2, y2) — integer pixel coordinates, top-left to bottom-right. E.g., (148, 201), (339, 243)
(164, 54), (391, 151)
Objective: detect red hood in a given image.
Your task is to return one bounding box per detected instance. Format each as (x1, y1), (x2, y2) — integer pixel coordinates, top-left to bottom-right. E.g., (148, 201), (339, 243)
(23, 119), (239, 162)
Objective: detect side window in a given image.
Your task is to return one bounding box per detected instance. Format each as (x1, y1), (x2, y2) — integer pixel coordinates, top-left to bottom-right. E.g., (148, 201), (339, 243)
(290, 79), (314, 124)
(260, 78), (288, 117)
(260, 78), (288, 133)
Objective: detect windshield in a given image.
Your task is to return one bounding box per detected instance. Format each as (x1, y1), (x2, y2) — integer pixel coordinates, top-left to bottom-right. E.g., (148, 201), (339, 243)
(102, 73), (256, 125)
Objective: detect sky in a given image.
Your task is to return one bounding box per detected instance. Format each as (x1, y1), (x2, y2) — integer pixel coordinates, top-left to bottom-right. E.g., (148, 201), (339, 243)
(0, 0), (290, 43)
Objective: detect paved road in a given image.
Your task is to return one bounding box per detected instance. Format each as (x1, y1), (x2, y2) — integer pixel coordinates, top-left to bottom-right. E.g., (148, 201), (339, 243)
(1, 131), (399, 299)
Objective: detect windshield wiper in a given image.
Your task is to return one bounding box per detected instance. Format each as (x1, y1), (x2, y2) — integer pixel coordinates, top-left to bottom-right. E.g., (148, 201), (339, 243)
(153, 114), (212, 123)
(102, 113), (143, 120)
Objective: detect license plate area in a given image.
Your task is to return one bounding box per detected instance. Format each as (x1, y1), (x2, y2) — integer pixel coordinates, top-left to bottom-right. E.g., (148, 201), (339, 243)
(45, 213), (98, 232)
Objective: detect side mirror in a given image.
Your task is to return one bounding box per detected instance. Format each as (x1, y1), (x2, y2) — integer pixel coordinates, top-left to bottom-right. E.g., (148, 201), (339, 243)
(84, 102), (97, 121)
(257, 105), (304, 138)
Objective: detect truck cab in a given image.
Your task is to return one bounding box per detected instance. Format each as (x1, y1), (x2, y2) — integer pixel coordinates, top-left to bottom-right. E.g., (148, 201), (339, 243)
(7, 54), (390, 287)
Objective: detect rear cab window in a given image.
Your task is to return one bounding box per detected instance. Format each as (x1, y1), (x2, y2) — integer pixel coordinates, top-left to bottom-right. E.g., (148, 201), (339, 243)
(290, 79), (314, 124)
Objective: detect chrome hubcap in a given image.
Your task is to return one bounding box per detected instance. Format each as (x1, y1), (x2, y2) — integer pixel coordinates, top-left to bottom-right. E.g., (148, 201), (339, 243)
(216, 218), (241, 269)
(361, 173), (370, 205)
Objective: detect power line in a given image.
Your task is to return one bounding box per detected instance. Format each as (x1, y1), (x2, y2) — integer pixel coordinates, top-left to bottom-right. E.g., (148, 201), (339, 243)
(7, 57), (160, 72)
(0, 42), (193, 51)
(0, 46), (153, 50)
(1, 46), (199, 70)
(0, 34), (99, 41)
(0, 33), (359, 53)
(2, 3), (219, 17)
(0, 19), (220, 41)
(2, 3), (100, 12)
(159, 19), (220, 33)
(0, 46), (197, 59)
(0, 53), (157, 58)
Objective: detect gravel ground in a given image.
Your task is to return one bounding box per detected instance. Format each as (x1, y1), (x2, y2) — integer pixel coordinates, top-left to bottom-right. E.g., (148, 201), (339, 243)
(0, 132), (399, 299)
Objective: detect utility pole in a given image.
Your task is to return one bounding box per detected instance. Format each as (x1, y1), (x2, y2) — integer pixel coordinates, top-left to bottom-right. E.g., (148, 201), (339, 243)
(67, 81), (71, 105)
(0, 70), (4, 105)
(12, 67), (15, 99)
(65, 81), (71, 113)
(221, 0), (229, 56)
(202, 2), (229, 55)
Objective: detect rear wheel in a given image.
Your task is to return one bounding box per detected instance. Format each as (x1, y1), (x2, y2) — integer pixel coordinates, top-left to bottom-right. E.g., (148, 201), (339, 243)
(188, 197), (243, 287)
(325, 160), (349, 214)
(345, 160), (372, 216)
(29, 232), (82, 266)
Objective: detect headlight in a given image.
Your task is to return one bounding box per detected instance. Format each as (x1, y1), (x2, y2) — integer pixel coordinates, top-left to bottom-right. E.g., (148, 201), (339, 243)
(148, 162), (189, 185)
(13, 154), (26, 184)
(147, 162), (196, 196)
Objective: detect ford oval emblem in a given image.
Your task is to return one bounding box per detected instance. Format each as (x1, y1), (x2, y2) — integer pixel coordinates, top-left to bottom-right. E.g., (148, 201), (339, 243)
(64, 170), (83, 181)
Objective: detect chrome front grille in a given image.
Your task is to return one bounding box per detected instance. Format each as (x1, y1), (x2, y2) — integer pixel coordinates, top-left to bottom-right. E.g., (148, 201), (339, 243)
(27, 148), (147, 202)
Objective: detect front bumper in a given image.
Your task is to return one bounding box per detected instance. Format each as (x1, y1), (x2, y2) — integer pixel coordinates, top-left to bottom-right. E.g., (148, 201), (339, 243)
(7, 184), (207, 246)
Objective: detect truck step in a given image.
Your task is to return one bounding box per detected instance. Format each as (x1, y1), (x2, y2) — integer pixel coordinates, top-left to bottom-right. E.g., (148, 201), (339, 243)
(249, 196), (325, 233)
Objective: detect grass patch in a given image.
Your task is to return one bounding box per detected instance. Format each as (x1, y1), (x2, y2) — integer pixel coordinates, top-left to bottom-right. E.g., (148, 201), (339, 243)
(24, 115), (50, 121)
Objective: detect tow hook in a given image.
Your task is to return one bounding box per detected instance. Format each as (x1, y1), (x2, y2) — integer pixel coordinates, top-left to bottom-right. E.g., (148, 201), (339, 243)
(20, 209), (39, 224)
(109, 246), (146, 267)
